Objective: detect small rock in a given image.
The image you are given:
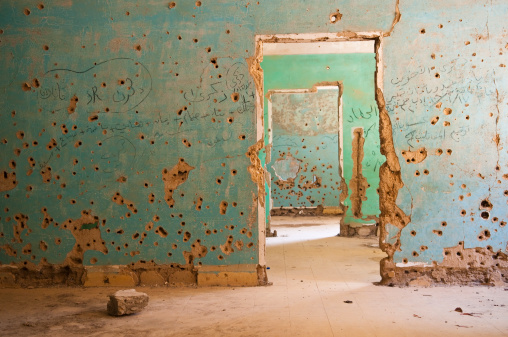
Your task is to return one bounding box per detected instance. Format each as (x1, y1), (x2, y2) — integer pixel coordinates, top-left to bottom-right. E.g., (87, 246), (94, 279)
(344, 300), (353, 304)
(107, 289), (149, 316)
(455, 307), (463, 313)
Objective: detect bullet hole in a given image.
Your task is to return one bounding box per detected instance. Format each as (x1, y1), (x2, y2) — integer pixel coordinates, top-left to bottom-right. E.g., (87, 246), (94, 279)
(32, 78), (40, 88)
(169, 2), (176, 8)
(431, 116), (439, 125)
(446, 149), (452, 155)
(22, 82), (31, 91)
(420, 28), (425, 34)
(46, 138), (57, 150)
(24, 8), (31, 15)
(480, 199), (493, 210)
(74, 140), (82, 148)
(139, 134), (145, 140)
(231, 169), (237, 176)
(432, 230), (443, 236)
(329, 10), (342, 23)
(217, 255), (224, 260)
(500, 221), (507, 227)
(101, 82), (106, 87)
(480, 211), (490, 220)
(220, 201), (228, 215)
(460, 209), (467, 216)
(412, 251), (419, 257)
(431, 53), (436, 59)
(226, 29), (230, 34)
(435, 73), (440, 78)
(420, 245), (428, 251)
(443, 121), (450, 127)
(227, 117), (234, 124)
(465, 41), (470, 45)
(504, 190), (508, 196)
(126, 11), (130, 15)
(132, 232), (140, 240)
(182, 138), (191, 147)
(438, 24), (443, 28)
(134, 44), (142, 51)
(461, 184), (466, 189)
(444, 250), (450, 256)
(183, 231), (191, 242)
(478, 230), (490, 241)
(206, 47), (211, 53)
(414, 170), (420, 176)
(492, 217), (498, 222)
(32, 141), (38, 146)
(193, 38), (198, 43)
(216, 178), (222, 184)
(118, 79), (125, 85)
(9, 160), (16, 169)
(177, 35), (182, 40)
(441, 221), (447, 227)
(247, 242), (254, 248)
(443, 108), (452, 115)
(239, 134), (246, 140)
(156, 226), (168, 237)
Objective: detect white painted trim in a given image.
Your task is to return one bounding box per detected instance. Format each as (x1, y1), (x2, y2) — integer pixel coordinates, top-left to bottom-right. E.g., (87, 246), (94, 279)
(263, 41), (374, 55)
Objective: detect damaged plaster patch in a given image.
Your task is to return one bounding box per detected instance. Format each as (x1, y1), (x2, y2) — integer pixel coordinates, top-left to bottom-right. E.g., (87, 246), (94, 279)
(271, 154), (301, 181)
(13, 213), (29, 243)
(375, 88), (410, 284)
(245, 139), (265, 207)
(183, 239), (208, 265)
(392, 243), (508, 286)
(161, 158), (195, 209)
(384, 0), (401, 37)
(0, 170), (18, 191)
(220, 235), (235, 256)
(349, 128), (368, 217)
(274, 178), (295, 190)
(111, 192), (138, 214)
(401, 148), (427, 164)
(61, 210), (108, 266)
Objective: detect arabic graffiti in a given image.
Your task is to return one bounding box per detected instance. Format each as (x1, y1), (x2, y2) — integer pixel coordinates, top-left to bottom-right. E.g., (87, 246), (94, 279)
(386, 58), (495, 114)
(38, 58), (152, 113)
(178, 60), (254, 128)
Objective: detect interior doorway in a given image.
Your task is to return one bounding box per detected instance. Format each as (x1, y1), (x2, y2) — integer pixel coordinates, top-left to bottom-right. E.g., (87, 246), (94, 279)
(254, 35), (384, 250)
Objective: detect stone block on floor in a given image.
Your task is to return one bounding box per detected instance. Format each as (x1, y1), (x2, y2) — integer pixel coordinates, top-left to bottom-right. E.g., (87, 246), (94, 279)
(107, 289), (149, 316)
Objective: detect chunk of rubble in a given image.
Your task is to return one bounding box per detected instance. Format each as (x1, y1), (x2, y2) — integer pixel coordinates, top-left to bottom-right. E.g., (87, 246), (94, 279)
(107, 289), (149, 316)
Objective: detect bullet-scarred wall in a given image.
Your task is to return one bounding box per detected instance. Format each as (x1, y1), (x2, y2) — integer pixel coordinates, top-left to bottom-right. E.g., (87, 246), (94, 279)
(0, 0), (507, 287)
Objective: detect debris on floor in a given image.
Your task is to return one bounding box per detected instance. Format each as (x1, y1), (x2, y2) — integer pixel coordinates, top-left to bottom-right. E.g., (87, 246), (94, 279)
(107, 289), (149, 316)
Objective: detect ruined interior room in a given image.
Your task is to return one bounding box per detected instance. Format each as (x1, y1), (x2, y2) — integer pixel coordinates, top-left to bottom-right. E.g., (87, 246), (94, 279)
(0, 1), (507, 336)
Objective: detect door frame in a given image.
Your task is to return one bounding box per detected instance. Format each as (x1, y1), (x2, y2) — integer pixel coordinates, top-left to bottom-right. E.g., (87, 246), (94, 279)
(252, 32), (384, 267)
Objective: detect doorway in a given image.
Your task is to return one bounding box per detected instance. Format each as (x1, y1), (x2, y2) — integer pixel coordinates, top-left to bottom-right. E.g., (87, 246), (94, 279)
(254, 36), (384, 250)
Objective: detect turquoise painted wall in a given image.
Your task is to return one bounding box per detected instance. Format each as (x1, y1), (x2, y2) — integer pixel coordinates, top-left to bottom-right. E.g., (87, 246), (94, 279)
(383, 0), (508, 266)
(0, 0), (506, 279)
(269, 89), (342, 209)
(262, 54), (383, 223)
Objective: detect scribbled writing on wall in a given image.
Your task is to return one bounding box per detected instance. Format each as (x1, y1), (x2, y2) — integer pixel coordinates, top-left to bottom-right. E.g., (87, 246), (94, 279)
(37, 58), (152, 114)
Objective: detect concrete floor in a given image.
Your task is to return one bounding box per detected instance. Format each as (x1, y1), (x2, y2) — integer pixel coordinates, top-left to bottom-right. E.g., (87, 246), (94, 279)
(0, 216), (507, 336)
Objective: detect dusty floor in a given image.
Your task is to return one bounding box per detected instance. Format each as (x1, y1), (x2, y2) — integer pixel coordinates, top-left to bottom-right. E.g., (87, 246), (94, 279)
(0, 216), (507, 337)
